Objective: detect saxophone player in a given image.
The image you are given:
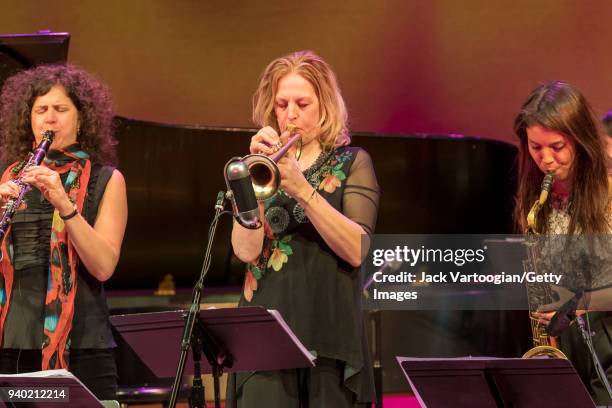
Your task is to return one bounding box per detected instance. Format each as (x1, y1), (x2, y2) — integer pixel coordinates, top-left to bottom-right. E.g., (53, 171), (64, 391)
(0, 64), (127, 400)
(514, 81), (612, 405)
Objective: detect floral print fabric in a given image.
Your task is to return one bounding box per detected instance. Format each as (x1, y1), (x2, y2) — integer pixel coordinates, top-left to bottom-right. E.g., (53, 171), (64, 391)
(243, 148), (354, 301)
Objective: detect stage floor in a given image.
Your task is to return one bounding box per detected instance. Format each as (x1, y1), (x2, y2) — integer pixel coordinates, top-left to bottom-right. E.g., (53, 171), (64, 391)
(124, 395), (421, 407)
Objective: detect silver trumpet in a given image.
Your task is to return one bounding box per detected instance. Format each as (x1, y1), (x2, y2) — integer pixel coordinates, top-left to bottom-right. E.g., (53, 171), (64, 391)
(0, 130), (55, 245)
(227, 124), (302, 202)
(223, 125), (301, 229)
(243, 123), (302, 200)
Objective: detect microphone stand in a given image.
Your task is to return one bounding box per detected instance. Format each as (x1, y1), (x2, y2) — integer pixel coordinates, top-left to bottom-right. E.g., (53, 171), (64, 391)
(168, 191), (230, 408)
(575, 313), (612, 402)
(548, 290), (612, 402)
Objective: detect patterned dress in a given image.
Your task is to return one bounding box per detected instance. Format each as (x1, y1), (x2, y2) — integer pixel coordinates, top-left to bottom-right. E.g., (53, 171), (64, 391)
(545, 193), (612, 406)
(228, 145), (380, 405)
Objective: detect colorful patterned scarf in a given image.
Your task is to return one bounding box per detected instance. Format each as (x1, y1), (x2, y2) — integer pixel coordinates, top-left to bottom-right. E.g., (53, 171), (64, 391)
(0, 144), (91, 369)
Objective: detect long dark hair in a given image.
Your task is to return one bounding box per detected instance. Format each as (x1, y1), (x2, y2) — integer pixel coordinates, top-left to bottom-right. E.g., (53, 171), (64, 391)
(514, 81), (609, 233)
(0, 64), (117, 165)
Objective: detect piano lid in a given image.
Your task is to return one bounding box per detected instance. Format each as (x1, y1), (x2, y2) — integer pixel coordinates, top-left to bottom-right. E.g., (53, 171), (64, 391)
(111, 117), (517, 290)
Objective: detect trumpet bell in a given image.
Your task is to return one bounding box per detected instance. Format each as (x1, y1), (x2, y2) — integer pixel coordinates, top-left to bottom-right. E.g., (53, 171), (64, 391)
(242, 154), (280, 201)
(240, 125), (302, 201)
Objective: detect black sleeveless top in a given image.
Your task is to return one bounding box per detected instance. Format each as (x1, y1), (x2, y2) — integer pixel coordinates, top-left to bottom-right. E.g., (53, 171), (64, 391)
(2, 163), (116, 349)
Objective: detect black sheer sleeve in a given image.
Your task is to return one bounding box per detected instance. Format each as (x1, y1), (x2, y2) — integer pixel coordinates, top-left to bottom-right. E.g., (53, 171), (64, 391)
(343, 148), (380, 236)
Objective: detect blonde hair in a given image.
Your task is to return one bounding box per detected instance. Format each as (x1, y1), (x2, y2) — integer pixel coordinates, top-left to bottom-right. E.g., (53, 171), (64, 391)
(252, 50), (350, 151)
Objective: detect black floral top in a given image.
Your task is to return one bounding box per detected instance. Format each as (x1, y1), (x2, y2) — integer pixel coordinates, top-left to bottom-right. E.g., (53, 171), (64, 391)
(238, 145), (380, 402)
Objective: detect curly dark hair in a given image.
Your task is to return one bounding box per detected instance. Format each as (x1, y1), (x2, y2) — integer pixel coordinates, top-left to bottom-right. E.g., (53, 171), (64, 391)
(0, 64), (117, 165)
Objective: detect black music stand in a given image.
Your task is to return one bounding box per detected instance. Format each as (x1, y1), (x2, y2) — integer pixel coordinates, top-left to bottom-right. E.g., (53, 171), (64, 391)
(0, 369), (103, 407)
(397, 357), (595, 408)
(111, 307), (315, 406)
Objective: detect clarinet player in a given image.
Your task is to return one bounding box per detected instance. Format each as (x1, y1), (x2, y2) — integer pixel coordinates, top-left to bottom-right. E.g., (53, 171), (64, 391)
(0, 64), (127, 400)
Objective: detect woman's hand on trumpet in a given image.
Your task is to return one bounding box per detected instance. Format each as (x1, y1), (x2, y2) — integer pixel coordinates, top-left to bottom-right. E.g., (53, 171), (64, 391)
(249, 125), (310, 199)
(250, 126), (281, 155)
(277, 153), (312, 201)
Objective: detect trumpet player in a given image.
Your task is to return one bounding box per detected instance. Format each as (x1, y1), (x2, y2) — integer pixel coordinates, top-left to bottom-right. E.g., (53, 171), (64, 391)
(227, 51), (380, 407)
(514, 81), (612, 405)
(0, 64), (127, 400)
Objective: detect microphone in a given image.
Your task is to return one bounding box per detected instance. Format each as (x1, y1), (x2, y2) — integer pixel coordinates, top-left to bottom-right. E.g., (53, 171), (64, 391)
(224, 158), (262, 229)
(546, 290), (583, 337)
(363, 259), (403, 291)
(214, 191), (226, 211)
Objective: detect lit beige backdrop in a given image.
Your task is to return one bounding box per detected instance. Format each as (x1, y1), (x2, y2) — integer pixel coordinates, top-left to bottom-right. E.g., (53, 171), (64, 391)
(2, 0), (611, 143)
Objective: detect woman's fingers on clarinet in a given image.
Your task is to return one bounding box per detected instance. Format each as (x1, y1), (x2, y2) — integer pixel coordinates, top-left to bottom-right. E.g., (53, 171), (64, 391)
(23, 165), (43, 174)
(0, 182), (20, 197)
(25, 166), (58, 180)
(36, 174), (62, 191)
(21, 166), (43, 182)
(0, 189), (13, 200)
(20, 172), (39, 186)
(8, 182), (20, 195)
(24, 174), (53, 191)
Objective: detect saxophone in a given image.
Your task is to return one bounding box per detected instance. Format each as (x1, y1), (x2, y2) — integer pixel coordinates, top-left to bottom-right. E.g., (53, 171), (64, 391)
(522, 171), (568, 359)
(0, 130), (55, 245)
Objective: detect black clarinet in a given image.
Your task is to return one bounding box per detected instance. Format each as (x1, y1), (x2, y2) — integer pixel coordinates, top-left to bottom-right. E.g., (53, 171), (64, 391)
(0, 130), (55, 245)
